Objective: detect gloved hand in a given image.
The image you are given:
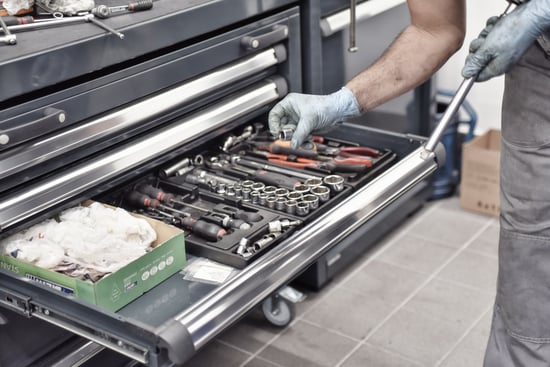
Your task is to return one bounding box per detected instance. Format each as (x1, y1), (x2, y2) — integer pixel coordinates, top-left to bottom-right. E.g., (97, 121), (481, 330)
(462, 0), (550, 82)
(268, 87), (361, 148)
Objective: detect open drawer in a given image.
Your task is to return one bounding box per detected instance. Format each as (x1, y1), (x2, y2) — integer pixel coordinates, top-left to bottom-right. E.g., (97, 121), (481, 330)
(0, 1), (444, 365)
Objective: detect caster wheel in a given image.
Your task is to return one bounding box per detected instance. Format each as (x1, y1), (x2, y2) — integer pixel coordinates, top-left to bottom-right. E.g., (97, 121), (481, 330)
(262, 294), (295, 327)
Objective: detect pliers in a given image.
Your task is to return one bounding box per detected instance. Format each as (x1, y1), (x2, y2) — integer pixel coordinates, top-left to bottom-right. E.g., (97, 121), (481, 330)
(258, 152), (369, 173)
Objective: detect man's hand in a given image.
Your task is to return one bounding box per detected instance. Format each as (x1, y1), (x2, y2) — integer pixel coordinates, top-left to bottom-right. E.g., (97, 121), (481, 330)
(268, 87), (361, 148)
(462, 0), (550, 82)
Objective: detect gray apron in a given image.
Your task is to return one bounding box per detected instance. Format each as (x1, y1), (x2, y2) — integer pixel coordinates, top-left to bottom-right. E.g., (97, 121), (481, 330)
(483, 24), (550, 366)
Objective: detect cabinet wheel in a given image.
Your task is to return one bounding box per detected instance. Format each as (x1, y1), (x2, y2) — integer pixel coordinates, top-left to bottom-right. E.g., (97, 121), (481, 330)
(262, 294), (295, 327)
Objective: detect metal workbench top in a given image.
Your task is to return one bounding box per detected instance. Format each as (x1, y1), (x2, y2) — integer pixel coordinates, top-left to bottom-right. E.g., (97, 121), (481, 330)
(0, 0), (296, 102)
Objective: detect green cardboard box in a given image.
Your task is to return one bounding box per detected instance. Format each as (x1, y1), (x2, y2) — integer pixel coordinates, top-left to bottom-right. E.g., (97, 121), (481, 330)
(0, 203), (186, 312)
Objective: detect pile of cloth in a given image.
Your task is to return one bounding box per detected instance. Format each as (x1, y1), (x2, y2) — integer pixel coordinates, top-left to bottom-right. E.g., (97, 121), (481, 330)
(1, 0), (94, 16)
(0, 202), (157, 281)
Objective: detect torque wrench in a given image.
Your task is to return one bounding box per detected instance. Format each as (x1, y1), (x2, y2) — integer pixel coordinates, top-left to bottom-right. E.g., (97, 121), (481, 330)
(424, 2), (514, 154)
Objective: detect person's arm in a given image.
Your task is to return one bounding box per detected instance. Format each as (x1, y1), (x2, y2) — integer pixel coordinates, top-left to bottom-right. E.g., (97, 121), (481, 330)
(347, 0), (466, 111)
(269, 0), (466, 148)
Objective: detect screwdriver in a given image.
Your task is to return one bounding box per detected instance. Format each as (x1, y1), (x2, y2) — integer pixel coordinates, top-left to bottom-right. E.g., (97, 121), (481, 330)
(126, 191), (226, 241)
(135, 184), (253, 229)
(1, 16), (34, 26)
(91, 0), (154, 19)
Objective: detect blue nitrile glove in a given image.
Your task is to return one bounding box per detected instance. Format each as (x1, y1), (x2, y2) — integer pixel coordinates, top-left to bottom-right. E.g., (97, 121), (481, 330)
(462, 0), (550, 82)
(268, 87), (361, 149)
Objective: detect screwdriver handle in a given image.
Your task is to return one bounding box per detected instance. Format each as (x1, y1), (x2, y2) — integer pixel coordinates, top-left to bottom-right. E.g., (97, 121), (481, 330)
(180, 217), (226, 241)
(127, 0), (154, 12)
(136, 184), (174, 204)
(126, 191), (160, 209)
(213, 204), (263, 223)
(1, 16), (34, 26)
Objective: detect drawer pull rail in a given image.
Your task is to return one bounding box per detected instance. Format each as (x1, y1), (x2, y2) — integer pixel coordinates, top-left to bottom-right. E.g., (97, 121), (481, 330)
(158, 145), (440, 364)
(0, 79), (283, 232)
(0, 47), (284, 181)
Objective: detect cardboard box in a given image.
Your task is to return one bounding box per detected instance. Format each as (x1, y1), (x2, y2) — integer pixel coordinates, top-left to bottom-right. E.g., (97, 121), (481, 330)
(0, 203), (186, 312)
(460, 129), (501, 217)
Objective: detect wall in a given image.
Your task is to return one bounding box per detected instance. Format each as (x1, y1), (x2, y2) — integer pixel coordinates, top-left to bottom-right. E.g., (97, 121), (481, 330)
(436, 0), (506, 133)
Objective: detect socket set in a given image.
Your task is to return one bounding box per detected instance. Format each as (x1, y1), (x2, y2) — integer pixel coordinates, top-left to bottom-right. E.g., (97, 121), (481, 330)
(154, 180), (301, 268)
(167, 161), (350, 222)
(102, 124), (398, 268)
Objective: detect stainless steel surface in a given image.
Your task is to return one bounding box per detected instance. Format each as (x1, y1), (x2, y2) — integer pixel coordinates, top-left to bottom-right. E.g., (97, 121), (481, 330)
(348, 0), (357, 52)
(32, 309), (148, 364)
(0, 48), (282, 181)
(320, 0), (406, 37)
(51, 342), (105, 367)
(423, 78), (474, 153)
(175, 145), (438, 351)
(0, 80), (282, 232)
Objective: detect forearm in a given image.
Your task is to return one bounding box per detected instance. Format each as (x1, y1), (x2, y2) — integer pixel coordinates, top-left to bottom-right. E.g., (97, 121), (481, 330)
(347, 26), (462, 111)
(346, 0), (465, 112)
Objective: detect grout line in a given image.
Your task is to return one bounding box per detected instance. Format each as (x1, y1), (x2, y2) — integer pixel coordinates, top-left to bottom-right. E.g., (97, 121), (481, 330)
(236, 202), (446, 367)
(334, 216), (494, 367)
(361, 341), (426, 367)
(298, 318), (363, 342)
(297, 202), (443, 320)
(434, 304), (494, 366)
(235, 317), (301, 367)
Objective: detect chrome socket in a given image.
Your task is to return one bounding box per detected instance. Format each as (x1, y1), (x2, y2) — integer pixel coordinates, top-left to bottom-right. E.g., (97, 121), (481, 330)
(275, 197), (287, 211)
(302, 194), (320, 210)
(286, 191), (303, 202)
(263, 186), (277, 196)
(250, 190), (260, 204)
(266, 196), (277, 209)
(241, 180), (255, 190)
(310, 185), (331, 203)
(258, 193), (269, 206)
(293, 183), (310, 195)
(285, 199), (297, 215)
(241, 187), (251, 201)
(274, 188), (289, 198)
(295, 201), (310, 216)
(323, 175), (345, 193)
(251, 182), (265, 192)
(304, 177), (323, 188)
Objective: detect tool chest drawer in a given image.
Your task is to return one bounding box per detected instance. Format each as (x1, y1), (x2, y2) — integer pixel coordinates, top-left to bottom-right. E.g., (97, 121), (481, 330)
(0, 1), (443, 366)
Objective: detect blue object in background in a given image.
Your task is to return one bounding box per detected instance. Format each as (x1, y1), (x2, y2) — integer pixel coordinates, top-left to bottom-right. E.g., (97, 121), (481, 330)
(430, 90), (477, 200)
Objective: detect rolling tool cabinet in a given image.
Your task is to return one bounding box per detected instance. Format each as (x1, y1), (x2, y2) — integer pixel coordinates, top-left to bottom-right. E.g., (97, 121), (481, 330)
(0, 1), (441, 365)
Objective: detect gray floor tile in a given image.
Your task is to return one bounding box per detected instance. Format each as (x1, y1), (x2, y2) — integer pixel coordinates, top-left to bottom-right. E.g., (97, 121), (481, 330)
(218, 308), (282, 354)
(183, 340), (251, 367)
(340, 343), (424, 367)
(259, 320), (357, 367)
(474, 308), (494, 337)
(368, 308), (464, 366)
(341, 260), (428, 304)
(439, 329), (489, 367)
(404, 279), (494, 331)
(303, 287), (393, 340)
(406, 205), (489, 248)
(437, 251), (498, 293)
(466, 222), (499, 259)
(377, 234), (457, 274)
(210, 195), (501, 367)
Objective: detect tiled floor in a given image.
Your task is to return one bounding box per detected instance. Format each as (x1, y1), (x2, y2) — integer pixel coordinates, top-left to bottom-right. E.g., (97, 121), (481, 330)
(183, 195), (499, 367)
